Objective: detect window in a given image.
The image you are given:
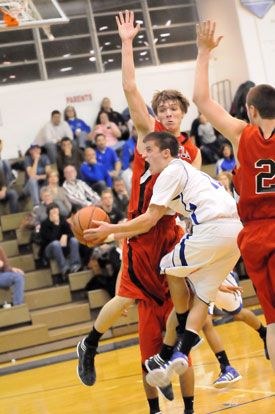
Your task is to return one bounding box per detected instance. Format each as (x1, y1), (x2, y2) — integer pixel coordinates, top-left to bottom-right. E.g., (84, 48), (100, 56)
(0, 0), (199, 84)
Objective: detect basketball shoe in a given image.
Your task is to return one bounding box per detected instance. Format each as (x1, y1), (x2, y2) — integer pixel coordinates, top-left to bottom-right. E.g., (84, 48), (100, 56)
(146, 351), (188, 387)
(157, 383), (174, 401)
(77, 337), (97, 386)
(213, 365), (242, 388)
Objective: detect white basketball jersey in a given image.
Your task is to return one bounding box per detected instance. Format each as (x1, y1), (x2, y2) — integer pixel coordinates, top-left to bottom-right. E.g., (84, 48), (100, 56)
(150, 159), (239, 225)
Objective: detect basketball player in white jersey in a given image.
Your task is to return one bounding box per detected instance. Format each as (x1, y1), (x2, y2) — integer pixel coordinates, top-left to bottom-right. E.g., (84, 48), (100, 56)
(84, 130), (243, 387)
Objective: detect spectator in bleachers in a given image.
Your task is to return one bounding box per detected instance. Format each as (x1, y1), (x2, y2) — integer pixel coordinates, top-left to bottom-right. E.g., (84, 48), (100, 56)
(121, 154), (134, 197)
(216, 143), (236, 175)
(23, 144), (51, 209)
(0, 139), (17, 185)
(47, 170), (72, 214)
(96, 97), (129, 141)
(62, 164), (100, 211)
(39, 202), (82, 280)
(56, 137), (84, 183)
(198, 114), (222, 164)
(0, 168), (19, 213)
(91, 111), (123, 151)
(112, 177), (129, 218)
(101, 188), (124, 224)
(35, 110), (73, 163)
(64, 105), (92, 150)
(121, 124), (137, 170)
(217, 171), (234, 197)
(0, 246), (24, 306)
(190, 114), (201, 147)
(80, 148), (112, 195)
(94, 133), (121, 178)
(33, 186), (70, 230)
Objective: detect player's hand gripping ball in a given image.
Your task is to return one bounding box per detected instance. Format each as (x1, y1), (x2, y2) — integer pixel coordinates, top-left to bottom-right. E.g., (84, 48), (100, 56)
(71, 206), (110, 247)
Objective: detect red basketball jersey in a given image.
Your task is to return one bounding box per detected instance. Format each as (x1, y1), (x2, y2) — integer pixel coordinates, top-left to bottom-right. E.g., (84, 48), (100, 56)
(128, 119), (199, 218)
(233, 124), (275, 222)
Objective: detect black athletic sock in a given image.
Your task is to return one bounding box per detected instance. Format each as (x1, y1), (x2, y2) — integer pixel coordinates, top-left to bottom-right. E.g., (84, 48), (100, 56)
(148, 397), (160, 414)
(177, 330), (199, 355)
(215, 350), (230, 373)
(85, 327), (103, 348)
(257, 324), (267, 339)
(176, 311), (189, 335)
(159, 343), (174, 361)
(183, 396), (194, 412)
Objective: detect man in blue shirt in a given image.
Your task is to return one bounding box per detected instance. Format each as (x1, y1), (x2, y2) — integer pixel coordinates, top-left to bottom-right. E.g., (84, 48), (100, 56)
(94, 134), (121, 178)
(80, 148), (112, 195)
(122, 125), (137, 170)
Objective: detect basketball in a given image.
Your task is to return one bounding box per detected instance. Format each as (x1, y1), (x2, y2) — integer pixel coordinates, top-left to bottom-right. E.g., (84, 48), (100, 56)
(71, 206), (110, 247)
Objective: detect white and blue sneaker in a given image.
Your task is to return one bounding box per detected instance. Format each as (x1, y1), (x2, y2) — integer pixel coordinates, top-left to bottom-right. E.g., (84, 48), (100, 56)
(213, 365), (242, 388)
(145, 354), (173, 388)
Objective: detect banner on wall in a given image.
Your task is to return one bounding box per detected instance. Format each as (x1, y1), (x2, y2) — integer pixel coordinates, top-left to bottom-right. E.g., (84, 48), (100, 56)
(240, 0), (274, 18)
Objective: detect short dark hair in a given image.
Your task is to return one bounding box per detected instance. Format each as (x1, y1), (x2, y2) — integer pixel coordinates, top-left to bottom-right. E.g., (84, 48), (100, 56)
(51, 110), (61, 117)
(246, 84), (275, 119)
(46, 202), (59, 216)
(61, 137), (72, 144)
(143, 131), (179, 157)
(151, 89), (190, 115)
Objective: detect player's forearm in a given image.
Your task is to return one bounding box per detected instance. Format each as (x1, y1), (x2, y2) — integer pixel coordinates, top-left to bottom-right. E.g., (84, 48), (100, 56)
(193, 50), (211, 107)
(121, 39), (136, 93)
(111, 213), (153, 235)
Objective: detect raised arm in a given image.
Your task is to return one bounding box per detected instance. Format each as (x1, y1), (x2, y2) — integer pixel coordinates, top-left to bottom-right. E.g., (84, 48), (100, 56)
(193, 20), (246, 153)
(116, 10), (155, 153)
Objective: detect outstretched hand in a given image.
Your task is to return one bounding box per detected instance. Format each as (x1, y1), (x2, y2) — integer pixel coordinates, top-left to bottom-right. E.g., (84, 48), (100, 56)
(116, 10), (140, 42)
(196, 20), (223, 53)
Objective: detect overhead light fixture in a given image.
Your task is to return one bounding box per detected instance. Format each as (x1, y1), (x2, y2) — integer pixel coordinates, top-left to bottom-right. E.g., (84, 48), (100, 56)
(3, 61), (11, 65)
(165, 20), (171, 26)
(60, 67), (72, 72)
(138, 35), (144, 39)
(160, 33), (171, 37)
(63, 54), (71, 57)
(108, 58), (114, 62)
(99, 26), (108, 31)
(140, 51), (148, 56)
(104, 42), (111, 46)
(136, 20), (143, 24)
(89, 57), (96, 62)
(9, 75), (16, 78)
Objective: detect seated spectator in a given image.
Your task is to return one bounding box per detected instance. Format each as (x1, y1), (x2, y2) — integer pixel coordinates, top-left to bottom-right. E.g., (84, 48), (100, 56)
(62, 164), (100, 211)
(35, 110), (73, 163)
(112, 177), (129, 218)
(33, 187), (70, 230)
(80, 148), (112, 195)
(190, 114), (201, 147)
(0, 168), (19, 213)
(97, 97), (129, 140)
(86, 239), (123, 298)
(0, 139), (17, 185)
(23, 144), (51, 208)
(56, 137), (84, 183)
(91, 111), (123, 151)
(121, 154), (134, 197)
(64, 105), (92, 149)
(198, 114), (221, 164)
(47, 170), (72, 214)
(94, 133), (121, 178)
(0, 246), (24, 306)
(39, 203), (82, 280)
(216, 143), (236, 175)
(121, 124), (137, 170)
(101, 188), (124, 224)
(217, 171), (233, 197)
